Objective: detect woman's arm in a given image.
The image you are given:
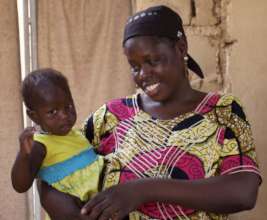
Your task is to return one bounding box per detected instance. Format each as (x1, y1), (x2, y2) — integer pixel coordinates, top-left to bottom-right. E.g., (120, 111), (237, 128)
(38, 181), (90, 220)
(11, 127), (46, 193)
(81, 172), (260, 220)
(140, 172), (260, 212)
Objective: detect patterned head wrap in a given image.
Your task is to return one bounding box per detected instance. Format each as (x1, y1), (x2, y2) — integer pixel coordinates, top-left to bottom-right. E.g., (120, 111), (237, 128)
(123, 5), (204, 78)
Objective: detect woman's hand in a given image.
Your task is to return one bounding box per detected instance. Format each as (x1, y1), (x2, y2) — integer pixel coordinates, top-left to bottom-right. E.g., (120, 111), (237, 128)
(81, 181), (144, 220)
(82, 172), (260, 219)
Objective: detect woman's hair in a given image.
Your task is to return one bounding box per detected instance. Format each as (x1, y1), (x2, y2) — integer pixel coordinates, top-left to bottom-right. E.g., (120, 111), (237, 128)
(123, 5), (204, 78)
(22, 68), (71, 110)
(123, 5), (187, 46)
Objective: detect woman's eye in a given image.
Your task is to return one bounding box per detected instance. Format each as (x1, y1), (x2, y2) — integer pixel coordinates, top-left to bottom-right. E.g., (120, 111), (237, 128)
(130, 66), (140, 74)
(149, 58), (161, 66)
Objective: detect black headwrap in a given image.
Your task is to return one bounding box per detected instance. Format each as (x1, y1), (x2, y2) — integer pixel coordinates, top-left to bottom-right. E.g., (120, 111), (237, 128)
(123, 5), (204, 78)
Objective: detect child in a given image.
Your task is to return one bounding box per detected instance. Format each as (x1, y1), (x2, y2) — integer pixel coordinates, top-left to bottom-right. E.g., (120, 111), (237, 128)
(11, 68), (104, 203)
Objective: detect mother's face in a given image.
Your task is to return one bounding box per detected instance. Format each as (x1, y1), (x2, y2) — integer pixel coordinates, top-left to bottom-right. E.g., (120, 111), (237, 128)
(123, 36), (188, 103)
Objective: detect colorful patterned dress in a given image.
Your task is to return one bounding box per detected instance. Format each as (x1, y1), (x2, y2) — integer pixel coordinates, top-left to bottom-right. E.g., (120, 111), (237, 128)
(83, 92), (260, 220)
(35, 128), (104, 202)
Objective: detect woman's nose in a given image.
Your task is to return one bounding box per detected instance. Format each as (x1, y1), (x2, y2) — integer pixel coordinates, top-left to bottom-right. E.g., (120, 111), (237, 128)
(139, 63), (152, 79)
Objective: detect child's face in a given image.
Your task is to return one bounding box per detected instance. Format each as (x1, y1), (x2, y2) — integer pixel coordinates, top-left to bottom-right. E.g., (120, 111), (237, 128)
(30, 87), (77, 136)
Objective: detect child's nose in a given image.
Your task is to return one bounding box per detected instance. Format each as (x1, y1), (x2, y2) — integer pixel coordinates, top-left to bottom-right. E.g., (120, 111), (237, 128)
(59, 110), (68, 119)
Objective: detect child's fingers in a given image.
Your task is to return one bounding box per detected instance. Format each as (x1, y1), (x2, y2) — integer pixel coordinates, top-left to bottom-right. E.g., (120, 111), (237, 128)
(20, 127), (35, 140)
(19, 127), (36, 154)
(24, 126), (36, 134)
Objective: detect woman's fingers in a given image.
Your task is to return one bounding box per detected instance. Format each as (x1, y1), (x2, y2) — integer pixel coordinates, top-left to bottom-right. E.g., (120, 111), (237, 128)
(81, 191), (122, 220)
(82, 183), (140, 219)
(81, 193), (107, 215)
(86, 198), (124, 220)
(97, 206), (122, 220)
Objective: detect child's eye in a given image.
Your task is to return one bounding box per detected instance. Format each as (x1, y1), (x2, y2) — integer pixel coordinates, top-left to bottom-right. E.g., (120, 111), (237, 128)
(66, 104), (74, 110)
(47, 109), (57, 116)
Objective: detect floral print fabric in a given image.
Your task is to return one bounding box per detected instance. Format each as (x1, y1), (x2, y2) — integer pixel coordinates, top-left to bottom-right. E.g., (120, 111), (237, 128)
(83, 92), (260, 220)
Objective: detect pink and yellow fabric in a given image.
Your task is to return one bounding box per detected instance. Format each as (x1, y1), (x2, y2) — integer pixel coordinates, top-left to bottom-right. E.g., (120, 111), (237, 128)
(83, 92), (260, 220)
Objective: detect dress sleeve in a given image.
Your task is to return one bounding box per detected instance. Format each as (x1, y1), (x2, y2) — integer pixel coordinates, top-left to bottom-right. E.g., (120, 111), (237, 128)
(82, 104), (119, 155)
(216, 95), (261, 179)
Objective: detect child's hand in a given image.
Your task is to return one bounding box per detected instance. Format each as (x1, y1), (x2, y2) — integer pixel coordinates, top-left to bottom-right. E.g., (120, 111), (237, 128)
(19, 127), (36, 155)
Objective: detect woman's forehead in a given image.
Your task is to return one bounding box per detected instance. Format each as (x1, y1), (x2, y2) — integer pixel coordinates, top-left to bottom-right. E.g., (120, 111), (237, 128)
(124, 37), (162, 56)
(124, 36), (176, 56)
(125, 36), (157, 47)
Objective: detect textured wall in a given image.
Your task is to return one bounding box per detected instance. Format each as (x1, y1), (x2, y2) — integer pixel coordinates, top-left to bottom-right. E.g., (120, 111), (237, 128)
(37, 0), (134, 126)
(0, 0), (28, 220)
(134, 0), (224, 91)
(227, 0), (267, 219)
(134, 0), (267, 219)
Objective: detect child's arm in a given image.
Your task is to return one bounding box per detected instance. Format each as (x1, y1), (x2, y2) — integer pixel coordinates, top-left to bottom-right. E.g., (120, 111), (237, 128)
(39, 181), (89, 220)
(11, 127), (46, 193)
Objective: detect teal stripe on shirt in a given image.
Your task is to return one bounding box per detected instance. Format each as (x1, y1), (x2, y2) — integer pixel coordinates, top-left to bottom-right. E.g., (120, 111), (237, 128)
(38, 148), (98, 185)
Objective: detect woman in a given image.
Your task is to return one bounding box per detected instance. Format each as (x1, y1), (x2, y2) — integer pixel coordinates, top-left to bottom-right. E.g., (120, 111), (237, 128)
(40, 5), (261, 220)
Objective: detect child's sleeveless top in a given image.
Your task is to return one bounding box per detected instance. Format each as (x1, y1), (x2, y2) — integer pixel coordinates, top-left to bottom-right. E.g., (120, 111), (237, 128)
(34, 128), (104, 201)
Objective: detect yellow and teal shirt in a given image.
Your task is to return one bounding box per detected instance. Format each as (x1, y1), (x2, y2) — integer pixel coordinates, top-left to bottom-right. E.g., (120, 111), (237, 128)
(34, 128), (104, 201)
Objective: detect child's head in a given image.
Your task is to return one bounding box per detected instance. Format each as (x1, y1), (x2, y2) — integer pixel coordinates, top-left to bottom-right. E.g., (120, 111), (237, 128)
(22, 68), (77, 135)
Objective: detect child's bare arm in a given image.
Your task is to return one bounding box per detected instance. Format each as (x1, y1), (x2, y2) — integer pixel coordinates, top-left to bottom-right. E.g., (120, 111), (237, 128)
(11, 127), (46, 193)
(39, 181), (89, 220)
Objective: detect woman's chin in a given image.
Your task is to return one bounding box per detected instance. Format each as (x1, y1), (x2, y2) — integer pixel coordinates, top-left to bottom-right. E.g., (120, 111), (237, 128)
(144, 87), (162, 100)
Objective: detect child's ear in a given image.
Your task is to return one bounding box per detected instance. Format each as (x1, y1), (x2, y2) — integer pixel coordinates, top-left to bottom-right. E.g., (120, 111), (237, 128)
(26, 109), (39, 124)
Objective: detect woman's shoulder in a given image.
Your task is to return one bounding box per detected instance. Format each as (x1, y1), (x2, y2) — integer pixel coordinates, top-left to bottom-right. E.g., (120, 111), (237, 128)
(105, 94), (137, 107)
(216, 93), (243, 107)
(196, 92), (241, 115)
(83, 94), (137, 140)
(98, 94), (138, 121)
(198, 92), (247, 121)
(91, 94), (136, 112)
(214, 92), (248, 121)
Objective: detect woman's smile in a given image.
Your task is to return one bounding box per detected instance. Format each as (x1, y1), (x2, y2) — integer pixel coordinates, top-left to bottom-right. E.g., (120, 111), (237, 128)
(124, 36), (188, 103)
(144, 82), (160, 96)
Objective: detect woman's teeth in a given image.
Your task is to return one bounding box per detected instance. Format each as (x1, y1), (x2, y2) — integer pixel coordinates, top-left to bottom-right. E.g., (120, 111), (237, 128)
(146, 83), (159, 92)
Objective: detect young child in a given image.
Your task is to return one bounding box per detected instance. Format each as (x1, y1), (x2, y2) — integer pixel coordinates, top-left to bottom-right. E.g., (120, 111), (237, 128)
(11, 68), (104, 203)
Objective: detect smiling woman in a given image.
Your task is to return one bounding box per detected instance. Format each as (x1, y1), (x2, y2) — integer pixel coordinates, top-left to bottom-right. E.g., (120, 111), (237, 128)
(124, 36), (193, 108)
(39, 5), (261, 220)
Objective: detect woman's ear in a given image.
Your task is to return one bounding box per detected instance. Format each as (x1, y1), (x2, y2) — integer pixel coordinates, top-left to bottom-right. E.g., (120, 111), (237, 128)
(175, 37), (188, 58)
(26, 109), (39, 125)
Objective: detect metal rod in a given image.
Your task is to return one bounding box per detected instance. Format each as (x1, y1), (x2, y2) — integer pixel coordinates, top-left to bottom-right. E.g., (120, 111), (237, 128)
(17, 0), (40, 219)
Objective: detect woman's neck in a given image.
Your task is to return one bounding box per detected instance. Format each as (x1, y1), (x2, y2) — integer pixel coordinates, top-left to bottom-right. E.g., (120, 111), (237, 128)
(139, 88), (207, 120)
